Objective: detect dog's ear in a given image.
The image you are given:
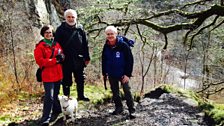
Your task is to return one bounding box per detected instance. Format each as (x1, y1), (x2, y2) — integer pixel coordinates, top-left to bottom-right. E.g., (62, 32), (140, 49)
(64, 96), (69, 101)
(58, 95), (62, 100)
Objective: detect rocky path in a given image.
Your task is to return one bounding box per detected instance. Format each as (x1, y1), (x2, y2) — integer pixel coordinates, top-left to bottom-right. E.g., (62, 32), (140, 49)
(51, 93), (209, 126)
(7, 92), (210, 126)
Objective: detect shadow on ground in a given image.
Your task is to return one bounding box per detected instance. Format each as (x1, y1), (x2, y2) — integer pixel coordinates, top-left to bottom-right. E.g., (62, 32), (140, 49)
(8, 112), (132, 126)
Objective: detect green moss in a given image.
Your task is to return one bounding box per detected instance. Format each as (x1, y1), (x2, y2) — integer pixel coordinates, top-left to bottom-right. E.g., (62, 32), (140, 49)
(133, 92), (141, 102)
(209, 108), (224, 123)
(200, 102), (214, 111)
(0, 114), (22, 125)
(206, 103), (224, 125)
(161, 84), (203, 103)
(0, 114), (11, 121)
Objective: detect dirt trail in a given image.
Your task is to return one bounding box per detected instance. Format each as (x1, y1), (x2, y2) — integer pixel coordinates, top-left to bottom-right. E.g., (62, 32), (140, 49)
(7, 91), (211, 126)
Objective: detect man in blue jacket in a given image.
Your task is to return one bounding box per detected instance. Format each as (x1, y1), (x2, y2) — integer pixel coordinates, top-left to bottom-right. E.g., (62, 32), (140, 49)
(102, 26), (135, 116)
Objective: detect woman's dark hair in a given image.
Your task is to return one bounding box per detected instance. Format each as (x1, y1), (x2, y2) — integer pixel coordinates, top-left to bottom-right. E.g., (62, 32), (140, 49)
(40, 25), (52, 37)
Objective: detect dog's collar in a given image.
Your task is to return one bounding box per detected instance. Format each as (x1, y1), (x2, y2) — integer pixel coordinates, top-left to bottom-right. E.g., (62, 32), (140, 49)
(63, 105), (69, 111)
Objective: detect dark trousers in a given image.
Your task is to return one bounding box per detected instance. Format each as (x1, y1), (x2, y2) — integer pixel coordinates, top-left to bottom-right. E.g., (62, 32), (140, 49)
(108, 77), (134, 111)
(41, 81), (61, 123)
(62, 65), (85, 98)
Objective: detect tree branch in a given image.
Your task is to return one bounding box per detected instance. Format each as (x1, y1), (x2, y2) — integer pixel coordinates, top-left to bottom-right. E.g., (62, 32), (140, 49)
(210, 19), (224, 31)
(87, 3), (224, 36)
(189, 15), (219, 50)
(197, 81), (224, 94)
(85, 2), (224, 49)
(163, 34), (168, 49)
(180, 0), (213, 9)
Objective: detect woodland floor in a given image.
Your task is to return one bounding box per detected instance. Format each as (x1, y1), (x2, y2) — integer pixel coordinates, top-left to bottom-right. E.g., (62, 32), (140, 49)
(3, 89), (213, 126)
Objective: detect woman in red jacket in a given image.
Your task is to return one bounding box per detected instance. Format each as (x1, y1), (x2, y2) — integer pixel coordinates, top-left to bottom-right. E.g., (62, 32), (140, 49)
(34, 25), (64, 126)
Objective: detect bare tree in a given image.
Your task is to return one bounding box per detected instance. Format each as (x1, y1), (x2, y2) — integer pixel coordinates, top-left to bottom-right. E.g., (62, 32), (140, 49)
(76, 0), (224, 96)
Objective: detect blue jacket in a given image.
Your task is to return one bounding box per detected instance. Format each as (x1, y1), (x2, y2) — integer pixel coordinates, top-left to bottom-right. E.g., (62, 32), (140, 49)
(102, 37), (134, 79)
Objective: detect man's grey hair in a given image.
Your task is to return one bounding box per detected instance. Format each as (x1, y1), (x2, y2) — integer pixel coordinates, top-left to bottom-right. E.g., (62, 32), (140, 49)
(64, 9), (77, 19)
(105, 26), (118, 33)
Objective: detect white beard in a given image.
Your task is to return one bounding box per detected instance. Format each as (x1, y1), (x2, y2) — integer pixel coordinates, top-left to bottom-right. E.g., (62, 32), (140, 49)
(66, 20), (76, 26)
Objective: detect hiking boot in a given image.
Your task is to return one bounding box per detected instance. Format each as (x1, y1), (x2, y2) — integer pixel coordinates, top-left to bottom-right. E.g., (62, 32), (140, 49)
(111, 108), (123, 115)
(129, 114), (136, 119)
(41, 123), (49, 126)
(37, 120), (49, 126)
(38, 117), (49, 126)
(129, 108), (136, 119)
(77, 96), (90, 101)
(129, 108), (136, 114)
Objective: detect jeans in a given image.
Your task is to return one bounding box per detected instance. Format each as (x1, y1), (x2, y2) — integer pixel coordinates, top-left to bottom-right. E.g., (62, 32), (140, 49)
(108, 77), (134, 111)
(41, 81), (61, 123)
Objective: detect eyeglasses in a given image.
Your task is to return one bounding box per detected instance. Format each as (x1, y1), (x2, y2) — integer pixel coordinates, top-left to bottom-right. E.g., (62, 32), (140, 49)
(45, 32), (52, 34)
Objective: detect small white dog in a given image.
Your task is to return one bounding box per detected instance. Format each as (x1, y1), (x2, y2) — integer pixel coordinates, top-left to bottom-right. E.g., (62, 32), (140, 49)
(58, 95), (78, 123)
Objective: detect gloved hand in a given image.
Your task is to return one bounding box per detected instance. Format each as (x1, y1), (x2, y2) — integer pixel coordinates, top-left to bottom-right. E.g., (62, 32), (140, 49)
(56, 54), (65, 64)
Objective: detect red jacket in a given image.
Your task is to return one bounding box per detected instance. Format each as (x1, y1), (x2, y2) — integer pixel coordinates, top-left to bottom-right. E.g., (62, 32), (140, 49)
(34, 41), (63, 82)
